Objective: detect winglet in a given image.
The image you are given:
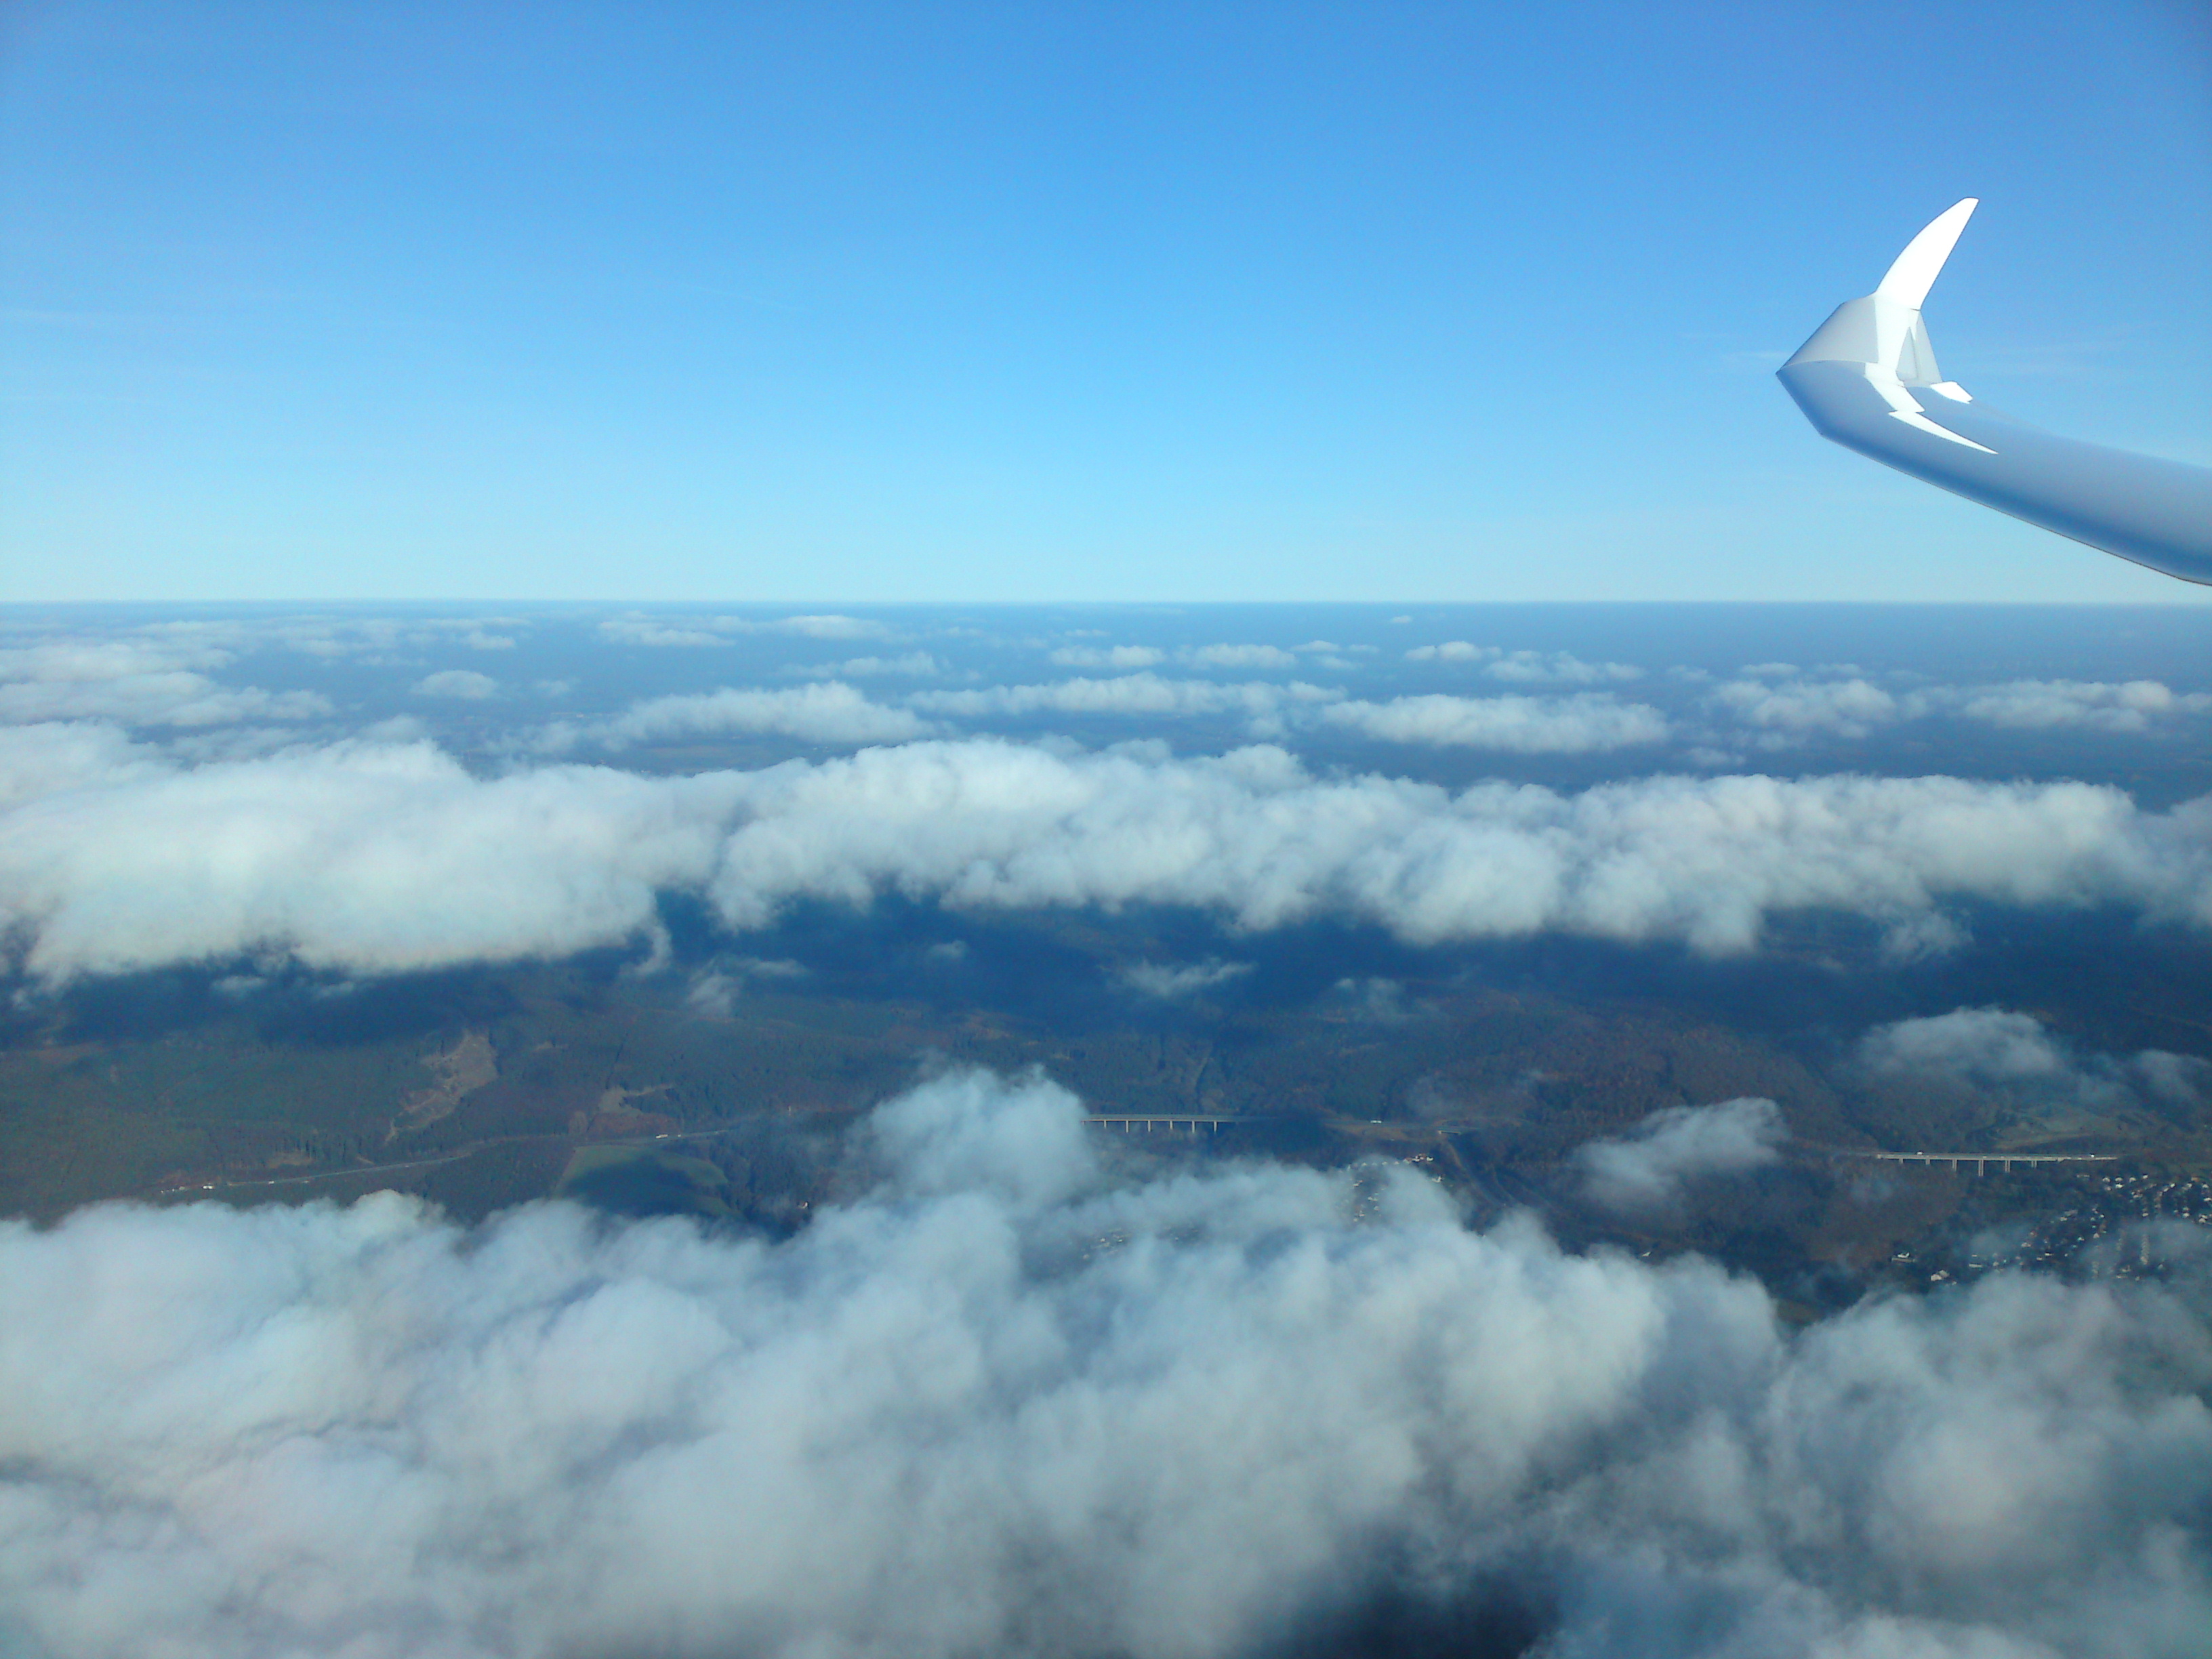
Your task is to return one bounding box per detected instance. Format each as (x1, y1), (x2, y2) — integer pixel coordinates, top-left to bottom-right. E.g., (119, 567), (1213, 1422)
(1875, 198), (1978, 309)
(1784, 199), (1979, 377)
(1776, 197), (2212, 584)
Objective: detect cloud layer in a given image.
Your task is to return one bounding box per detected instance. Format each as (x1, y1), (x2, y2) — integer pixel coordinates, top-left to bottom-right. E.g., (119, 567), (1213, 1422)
(3, 1069), (2206, 1659)
(9, 618), (2205, 775)
(5, 729), (2212, 981)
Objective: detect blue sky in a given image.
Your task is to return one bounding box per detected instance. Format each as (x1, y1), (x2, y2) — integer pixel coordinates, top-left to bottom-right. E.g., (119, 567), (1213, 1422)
(3, 0), (2207, 603)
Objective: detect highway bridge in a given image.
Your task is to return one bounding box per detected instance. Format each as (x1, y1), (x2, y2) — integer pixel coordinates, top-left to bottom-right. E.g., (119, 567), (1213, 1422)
(1084, 1114), (1247, 1135)
(1830, 1148), (2116, 1176)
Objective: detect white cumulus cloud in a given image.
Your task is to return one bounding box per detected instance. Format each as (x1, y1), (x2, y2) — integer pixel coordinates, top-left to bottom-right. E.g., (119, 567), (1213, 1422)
(1399, 642), (1641, 680)
(0, 736), (751, 980)
(1710, 674), (2212, 743)
(1404, 640), (1494, 662)
(598, 614), (890, 647)
(1115, 958), (1253, 998)
(0, 722), (163, 811)
(1709, 676), (1901, 739)
(1575, 1097), (1787, 1210)
(1482, 649), (1645, 684)
(1186, 643), (1299, 670)
(3, 733), (2211, 983)
(684, 956), (811, 1017)
(1322, 693), (1669, 752)
(909, 674), (1329, 724)
(538, 683), (932, 752)
(1, 1069), (2205, 1659)
(1048, 644), (1166, 669)
(0, 640), (333, 728)
(790, 652), (941, 679)
(1858, 1007), (2209, 1117)
(598, 618), (730, 647)
(411, 670), (501, 700)
(1956, 679), (2212, 733)
(769, 613), (889, 640)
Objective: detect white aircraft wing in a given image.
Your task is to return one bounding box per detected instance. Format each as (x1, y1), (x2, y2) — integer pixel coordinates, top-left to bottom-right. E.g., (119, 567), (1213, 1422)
(1777, 199), (2212, 586)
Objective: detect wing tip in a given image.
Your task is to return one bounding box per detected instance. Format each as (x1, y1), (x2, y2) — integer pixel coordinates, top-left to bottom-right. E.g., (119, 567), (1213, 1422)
(1875, 198), (1980, 309)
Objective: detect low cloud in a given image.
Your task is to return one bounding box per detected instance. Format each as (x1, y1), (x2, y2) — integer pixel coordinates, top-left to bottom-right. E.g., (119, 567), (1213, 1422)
(599, 618), (729, 647)
(411, 670), (500, 700)
(0, 640), (333, 728)
(769, 614), (889, 640)
(1115, 958), (1252, 998)
(1859, 1007), (2209, 1118)
(1709, 676), (1900, 739)
(1862, 1007), (2079, 1086)
(599, 614), (890, 647)
(0, 676), (332, 728)
(2, 1070), (2205, 1658)
(110, 614), (530, 660)
(0, 640), (231, 680)
(1711, 674), (2212, 743)
(1403, 643), (1643, 683)
(537, 683), (932, 752)
(5, 732), (2212, 982)
(0, 721), (162, 811)
(1327, 975), (1416, 1023)
(1957, 679), (2212, 733)
(684, 956), (811, 1017)
(1187, 643), (1298, 670)
(1483, 650), (1644, 684)
(1049, 644), (1166, 669)
(1405, 640), (1490, 662)
(910, 674), (1331, 726)
(790, 653), (941, 679)
(1322, 693), (1669, 752)
(0, 733), (752, 979)
(1575, 1097), (1786, 1210)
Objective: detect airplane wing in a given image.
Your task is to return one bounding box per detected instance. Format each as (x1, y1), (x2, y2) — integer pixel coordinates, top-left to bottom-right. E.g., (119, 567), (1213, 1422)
(1776, 199), (2212, 585)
